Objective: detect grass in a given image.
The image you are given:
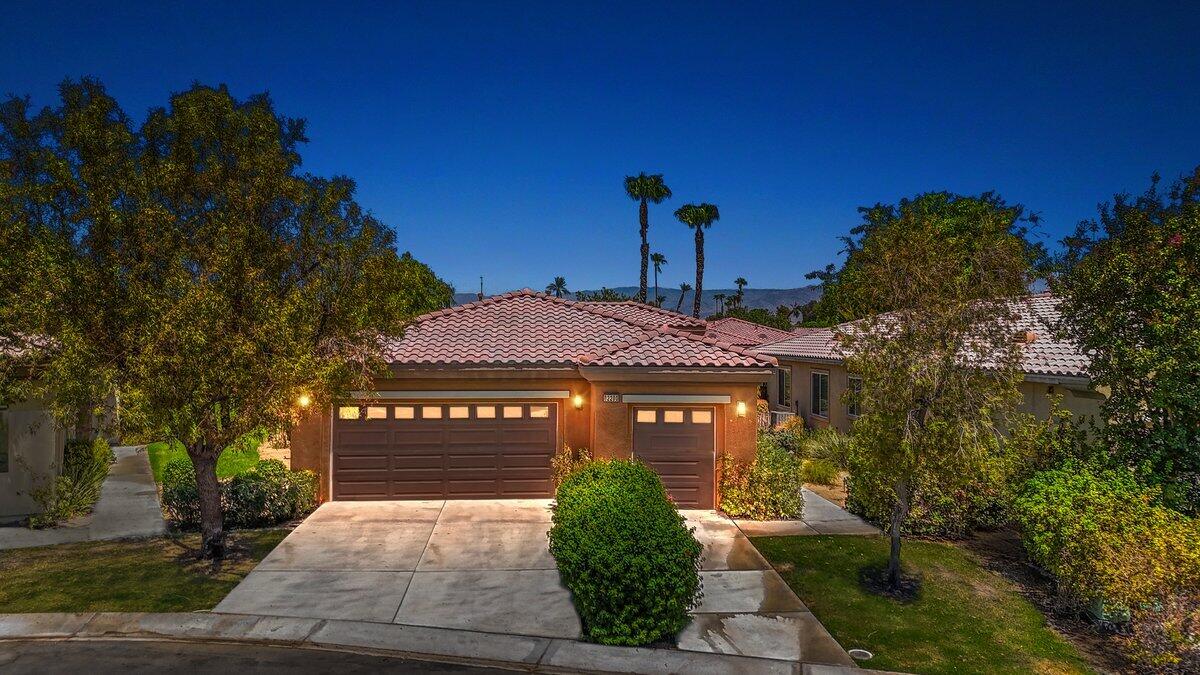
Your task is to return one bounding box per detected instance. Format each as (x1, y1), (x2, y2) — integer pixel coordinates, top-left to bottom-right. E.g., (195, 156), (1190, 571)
(0, 529), (287, 613)
(146, 433), (264, 483)
(752, 535), (1092, 675)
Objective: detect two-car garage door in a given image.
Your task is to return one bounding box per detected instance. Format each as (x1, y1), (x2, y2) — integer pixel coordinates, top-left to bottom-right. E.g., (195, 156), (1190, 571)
(332, 402), (557, 500)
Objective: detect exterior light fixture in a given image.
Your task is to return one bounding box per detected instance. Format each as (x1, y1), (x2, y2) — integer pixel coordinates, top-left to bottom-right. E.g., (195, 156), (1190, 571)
(297, 393), (312, 408)
(735, 400), (747, 417)
(572, 394), (584, 410)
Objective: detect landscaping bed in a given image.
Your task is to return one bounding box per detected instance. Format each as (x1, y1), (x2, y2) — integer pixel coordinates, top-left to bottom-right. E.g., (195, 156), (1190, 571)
(0, 529), (288, 613)
(752, 534), (1092, 675)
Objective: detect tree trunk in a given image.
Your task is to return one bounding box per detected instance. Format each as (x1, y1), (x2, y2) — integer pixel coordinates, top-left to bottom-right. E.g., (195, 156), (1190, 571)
(73, 404), (94, 441)
(887, 477), (910, 590)
(693, 229), (704, 318)
(675, 291), (686, 313)
(653, 267), (659, 307)
(190, 446), (225, 559)
(639, 199), (649, 303)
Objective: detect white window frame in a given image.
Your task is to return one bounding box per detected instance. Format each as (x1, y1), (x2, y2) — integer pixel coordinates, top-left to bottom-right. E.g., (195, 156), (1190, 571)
(810, 370), (830, 419)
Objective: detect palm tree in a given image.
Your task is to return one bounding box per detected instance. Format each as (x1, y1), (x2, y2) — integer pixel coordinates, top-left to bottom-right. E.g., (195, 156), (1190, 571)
(675, 282), (692, 312)
(713, 293), (727, 315)
(625, 173), (672, 303)
(545, 276), (569, 298)
(733, 277), (748, 308)
(674, 203), (720, 318)
(650, 252), (667, 306)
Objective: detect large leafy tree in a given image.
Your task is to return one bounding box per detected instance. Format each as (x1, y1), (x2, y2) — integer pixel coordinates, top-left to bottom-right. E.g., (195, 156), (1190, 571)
(839, 192), (1035, 590)
(624, 173), (671, 303)
(0, 80), (452, 557)
(675, 203), (720, 318)
(1055, 168), (1200, 513)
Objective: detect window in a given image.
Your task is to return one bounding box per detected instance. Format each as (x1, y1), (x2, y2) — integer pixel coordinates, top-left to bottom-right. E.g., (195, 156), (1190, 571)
(365, 406), (387, 420)
(448, 406), (470, 419)
(0, 410), (8, 473)
(337, 406), (360, 420)
(421, 406), (443, 419)
(847, 376), (863, 418)
(635, 409), (656, 424)
(502, 405), (523, 418)
(810, 372), (829, 418)
(663, 410), (684, 423)
(529, 405), (550, 419)
(691, 409), (712, 424)
(776, 367), (791, 405)
(395, 406), (415, 419)
(475, 405), (496, 419)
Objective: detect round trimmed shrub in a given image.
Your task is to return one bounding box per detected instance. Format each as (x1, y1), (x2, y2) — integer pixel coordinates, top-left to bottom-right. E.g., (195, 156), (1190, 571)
(548, 459), (703, 646)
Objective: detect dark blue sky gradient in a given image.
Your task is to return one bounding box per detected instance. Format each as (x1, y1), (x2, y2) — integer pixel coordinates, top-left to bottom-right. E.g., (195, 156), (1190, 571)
(4, 2), (1198, 293)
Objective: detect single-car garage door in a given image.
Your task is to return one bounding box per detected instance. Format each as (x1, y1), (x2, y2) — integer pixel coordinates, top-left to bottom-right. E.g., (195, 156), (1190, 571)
(632, 407), (716, 508)
(332, 402), (557, 500)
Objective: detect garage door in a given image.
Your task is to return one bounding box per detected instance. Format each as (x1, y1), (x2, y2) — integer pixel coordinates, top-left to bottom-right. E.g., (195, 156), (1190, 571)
(332, 402), (557, 500)
(632, 407), (716, 508)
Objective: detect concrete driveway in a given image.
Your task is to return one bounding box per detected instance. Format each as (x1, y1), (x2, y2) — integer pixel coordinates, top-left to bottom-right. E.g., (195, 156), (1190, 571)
(216, 500), (853, 665)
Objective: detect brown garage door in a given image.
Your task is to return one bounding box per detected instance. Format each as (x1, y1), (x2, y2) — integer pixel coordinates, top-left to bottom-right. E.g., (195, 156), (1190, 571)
(632, 407), (716, 508)
(332, 402), (557, 500)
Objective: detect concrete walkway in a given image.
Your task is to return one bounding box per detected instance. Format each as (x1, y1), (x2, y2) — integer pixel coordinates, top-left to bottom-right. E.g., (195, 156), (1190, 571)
(0, 446), (165, 550)
(734, 488), (880, 536)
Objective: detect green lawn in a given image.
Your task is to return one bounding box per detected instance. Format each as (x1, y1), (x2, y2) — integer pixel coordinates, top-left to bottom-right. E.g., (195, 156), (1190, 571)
(752, 535), (1091, 675)
(146, 437), (262, 483)
(0, 529), (287, 613)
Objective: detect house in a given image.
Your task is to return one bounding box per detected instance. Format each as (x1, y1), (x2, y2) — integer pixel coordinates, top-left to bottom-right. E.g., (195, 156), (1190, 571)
(754, 293), (1105, 432)
(0, 395), (67, 522)
(289, 290), (777, 508)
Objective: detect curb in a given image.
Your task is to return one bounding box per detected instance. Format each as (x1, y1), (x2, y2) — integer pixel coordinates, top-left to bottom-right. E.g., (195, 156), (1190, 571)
(0, 612), (886, 674)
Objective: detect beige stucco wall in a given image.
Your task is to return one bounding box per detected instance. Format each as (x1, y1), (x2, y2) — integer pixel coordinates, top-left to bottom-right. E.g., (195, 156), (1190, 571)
(0, 397), (65, 520)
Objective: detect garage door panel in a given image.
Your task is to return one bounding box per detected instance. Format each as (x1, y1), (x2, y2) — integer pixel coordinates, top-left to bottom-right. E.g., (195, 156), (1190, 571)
(633, 407), (716, 508)
(334, 454), (390, 470)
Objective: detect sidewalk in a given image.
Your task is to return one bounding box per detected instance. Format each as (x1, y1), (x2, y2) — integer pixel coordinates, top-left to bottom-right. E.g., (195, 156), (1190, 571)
(734, 488), (880, 537)
(0, 612), (897, 675)
(0, 446), (165, 550)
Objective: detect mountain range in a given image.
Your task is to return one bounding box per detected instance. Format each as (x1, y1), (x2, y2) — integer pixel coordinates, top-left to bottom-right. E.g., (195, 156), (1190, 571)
(453, 285), (822, 317)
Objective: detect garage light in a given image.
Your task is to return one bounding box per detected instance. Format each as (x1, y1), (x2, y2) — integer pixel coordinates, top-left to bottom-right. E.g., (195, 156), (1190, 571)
(735, 400), (747, 417)
(572, 394), (584, 410)
(297, 393), (312, 408)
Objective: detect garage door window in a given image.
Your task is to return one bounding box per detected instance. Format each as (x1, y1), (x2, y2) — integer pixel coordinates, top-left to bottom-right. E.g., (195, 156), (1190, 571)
(503, 405), (523, 418)
(663, 410), (684, 423)
(395, 406), (415, 419)
(365, 406), (387, 420)
(338, 406), (360, 420)
(475, 405), (496, 418)
(422, 406), (443, 419)
(691, 410), (712, 424)
(635, 409), (656, 423)
(448, 406), (470, 419)
(529, 405), (550, 418)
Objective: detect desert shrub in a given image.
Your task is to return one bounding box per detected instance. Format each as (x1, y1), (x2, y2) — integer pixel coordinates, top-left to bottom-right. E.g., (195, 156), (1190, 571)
(801, 458), (839, 487)
(719, 435), (804, 520)
(548, 459), (702, 646)
(161, 457), (317, 529)
(551, 445), (593, 488)
(800, 427), (852, 470)
(28, 438), (114, 528)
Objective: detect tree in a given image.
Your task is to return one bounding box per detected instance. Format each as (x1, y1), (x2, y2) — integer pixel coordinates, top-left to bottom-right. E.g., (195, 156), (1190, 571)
(650, 253), (667, 307)
(707, 306), (794, 331)
(573, 287), (632, 302)
(713, 293), (726, 314)
(675, 203), (720, 318)
(0, 80), (452, 558)
(545, 276), (570, 298)
(839, 192), (1035, 590)
(1055, 168), (1200, 514)
(732, 277), (748, 308)
(625, 173), (672, 303)
(675, 282), (692, 313)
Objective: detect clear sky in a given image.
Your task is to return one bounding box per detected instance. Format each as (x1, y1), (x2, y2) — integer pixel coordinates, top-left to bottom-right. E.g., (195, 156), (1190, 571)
(4, 2), (1198, 294)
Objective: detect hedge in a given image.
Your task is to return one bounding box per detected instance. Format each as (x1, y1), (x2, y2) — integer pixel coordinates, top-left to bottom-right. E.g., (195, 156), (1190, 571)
(548, 459), (703, 645)
(161, 458), (317, 529)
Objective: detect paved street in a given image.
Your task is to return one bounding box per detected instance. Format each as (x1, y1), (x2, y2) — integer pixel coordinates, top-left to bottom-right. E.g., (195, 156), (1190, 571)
(0, 639), (511, 674)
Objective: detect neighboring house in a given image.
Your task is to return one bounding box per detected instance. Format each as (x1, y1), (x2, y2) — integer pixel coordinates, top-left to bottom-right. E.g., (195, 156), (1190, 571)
(0, 395), (67, 522)
(289, 290), (777, 508)
(754, 293), (1105, 432)
(704, 317), (796, 348)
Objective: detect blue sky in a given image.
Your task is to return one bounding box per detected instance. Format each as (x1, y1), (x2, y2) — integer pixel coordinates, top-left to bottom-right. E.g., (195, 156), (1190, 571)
(4, 2), (1198, 294)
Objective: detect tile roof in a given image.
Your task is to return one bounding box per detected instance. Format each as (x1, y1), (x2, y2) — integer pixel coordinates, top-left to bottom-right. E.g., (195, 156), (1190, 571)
(753, 293), (1091, 379)
(704, 317), (797, 347)
(574, 301), (707, 329)
(384, 290), (775, 369)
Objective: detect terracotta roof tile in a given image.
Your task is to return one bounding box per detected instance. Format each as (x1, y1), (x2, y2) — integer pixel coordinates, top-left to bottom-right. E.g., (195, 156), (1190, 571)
(574, 301), (707, 329)
(704, 317), (796, 346)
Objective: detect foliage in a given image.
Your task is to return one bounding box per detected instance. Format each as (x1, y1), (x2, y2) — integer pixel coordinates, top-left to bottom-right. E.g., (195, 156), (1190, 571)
(1124, 593), (1200, 674)
(1055, 167), (1200, 514)
(146, 435), (262, 483)
(572, 287), (632, 302)
(545, 276), (569, 298)
(798, 426), (851, 470)
(674, 203), (720, 318)
(27, 438), (113, 528)
(161, 458), (317, 529)
(674, 282), (691, 313)
(550, 445), (593, 488)
(625, 172), (672, 303)
(1013, 461), (1200, 610)
(801, 459), (839, 487)
(719, 435), (805, 520)
(706, 306), (794, 331)
(753, 535), (1092, 675)
(0, 78), (452, 557)
(548, 459), (702, 645)
(835, 191), (1036, 586)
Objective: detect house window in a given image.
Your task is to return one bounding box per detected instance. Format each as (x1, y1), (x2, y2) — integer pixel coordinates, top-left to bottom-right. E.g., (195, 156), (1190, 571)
(635, 409), (656, 424)
(475, 405), (496, 419)
(365, 406), (387, 420)
(337, 406), (360, 420)
(691, 410), (712, 424)
(847, 376), (863, 418)
(422, 406), (443, 419)
(395, 406), (415, 419)
(0, 410), (8, 473)
(663, 410), (684, 423)
(529, 405), (550, 419)
(776, 368), (791, 405)
(502, 405), (523, 418)
(810, 372), (829, 418)
(448, 406), (470, 419)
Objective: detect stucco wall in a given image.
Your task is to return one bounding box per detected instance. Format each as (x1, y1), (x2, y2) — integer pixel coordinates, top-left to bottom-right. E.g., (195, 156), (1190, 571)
(0, 397), (65, 520)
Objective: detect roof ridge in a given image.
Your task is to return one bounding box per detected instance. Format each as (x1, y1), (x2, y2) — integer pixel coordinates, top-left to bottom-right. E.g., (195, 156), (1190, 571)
(652, 325), (778, 366)
(574, 298), (705, 325)
(577, 329), (658, 364)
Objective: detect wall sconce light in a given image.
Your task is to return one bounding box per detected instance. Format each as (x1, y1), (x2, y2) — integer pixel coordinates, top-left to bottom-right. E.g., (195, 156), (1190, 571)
(572, 394), (584, 410)
(296, 393), (312, 408)
(735, 400), (747, 417)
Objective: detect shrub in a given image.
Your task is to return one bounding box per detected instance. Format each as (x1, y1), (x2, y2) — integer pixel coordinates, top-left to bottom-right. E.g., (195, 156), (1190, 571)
(551, 445), (593, 488)
(160, 457), (317, 529)
(799, 427), (852, 470)
(801, 458), (839, 487)
(548, 459), (702, 646)
(28, 438), (113, 528)
(719, 435), (804, 520)
(1124, 593), (1200, 674)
